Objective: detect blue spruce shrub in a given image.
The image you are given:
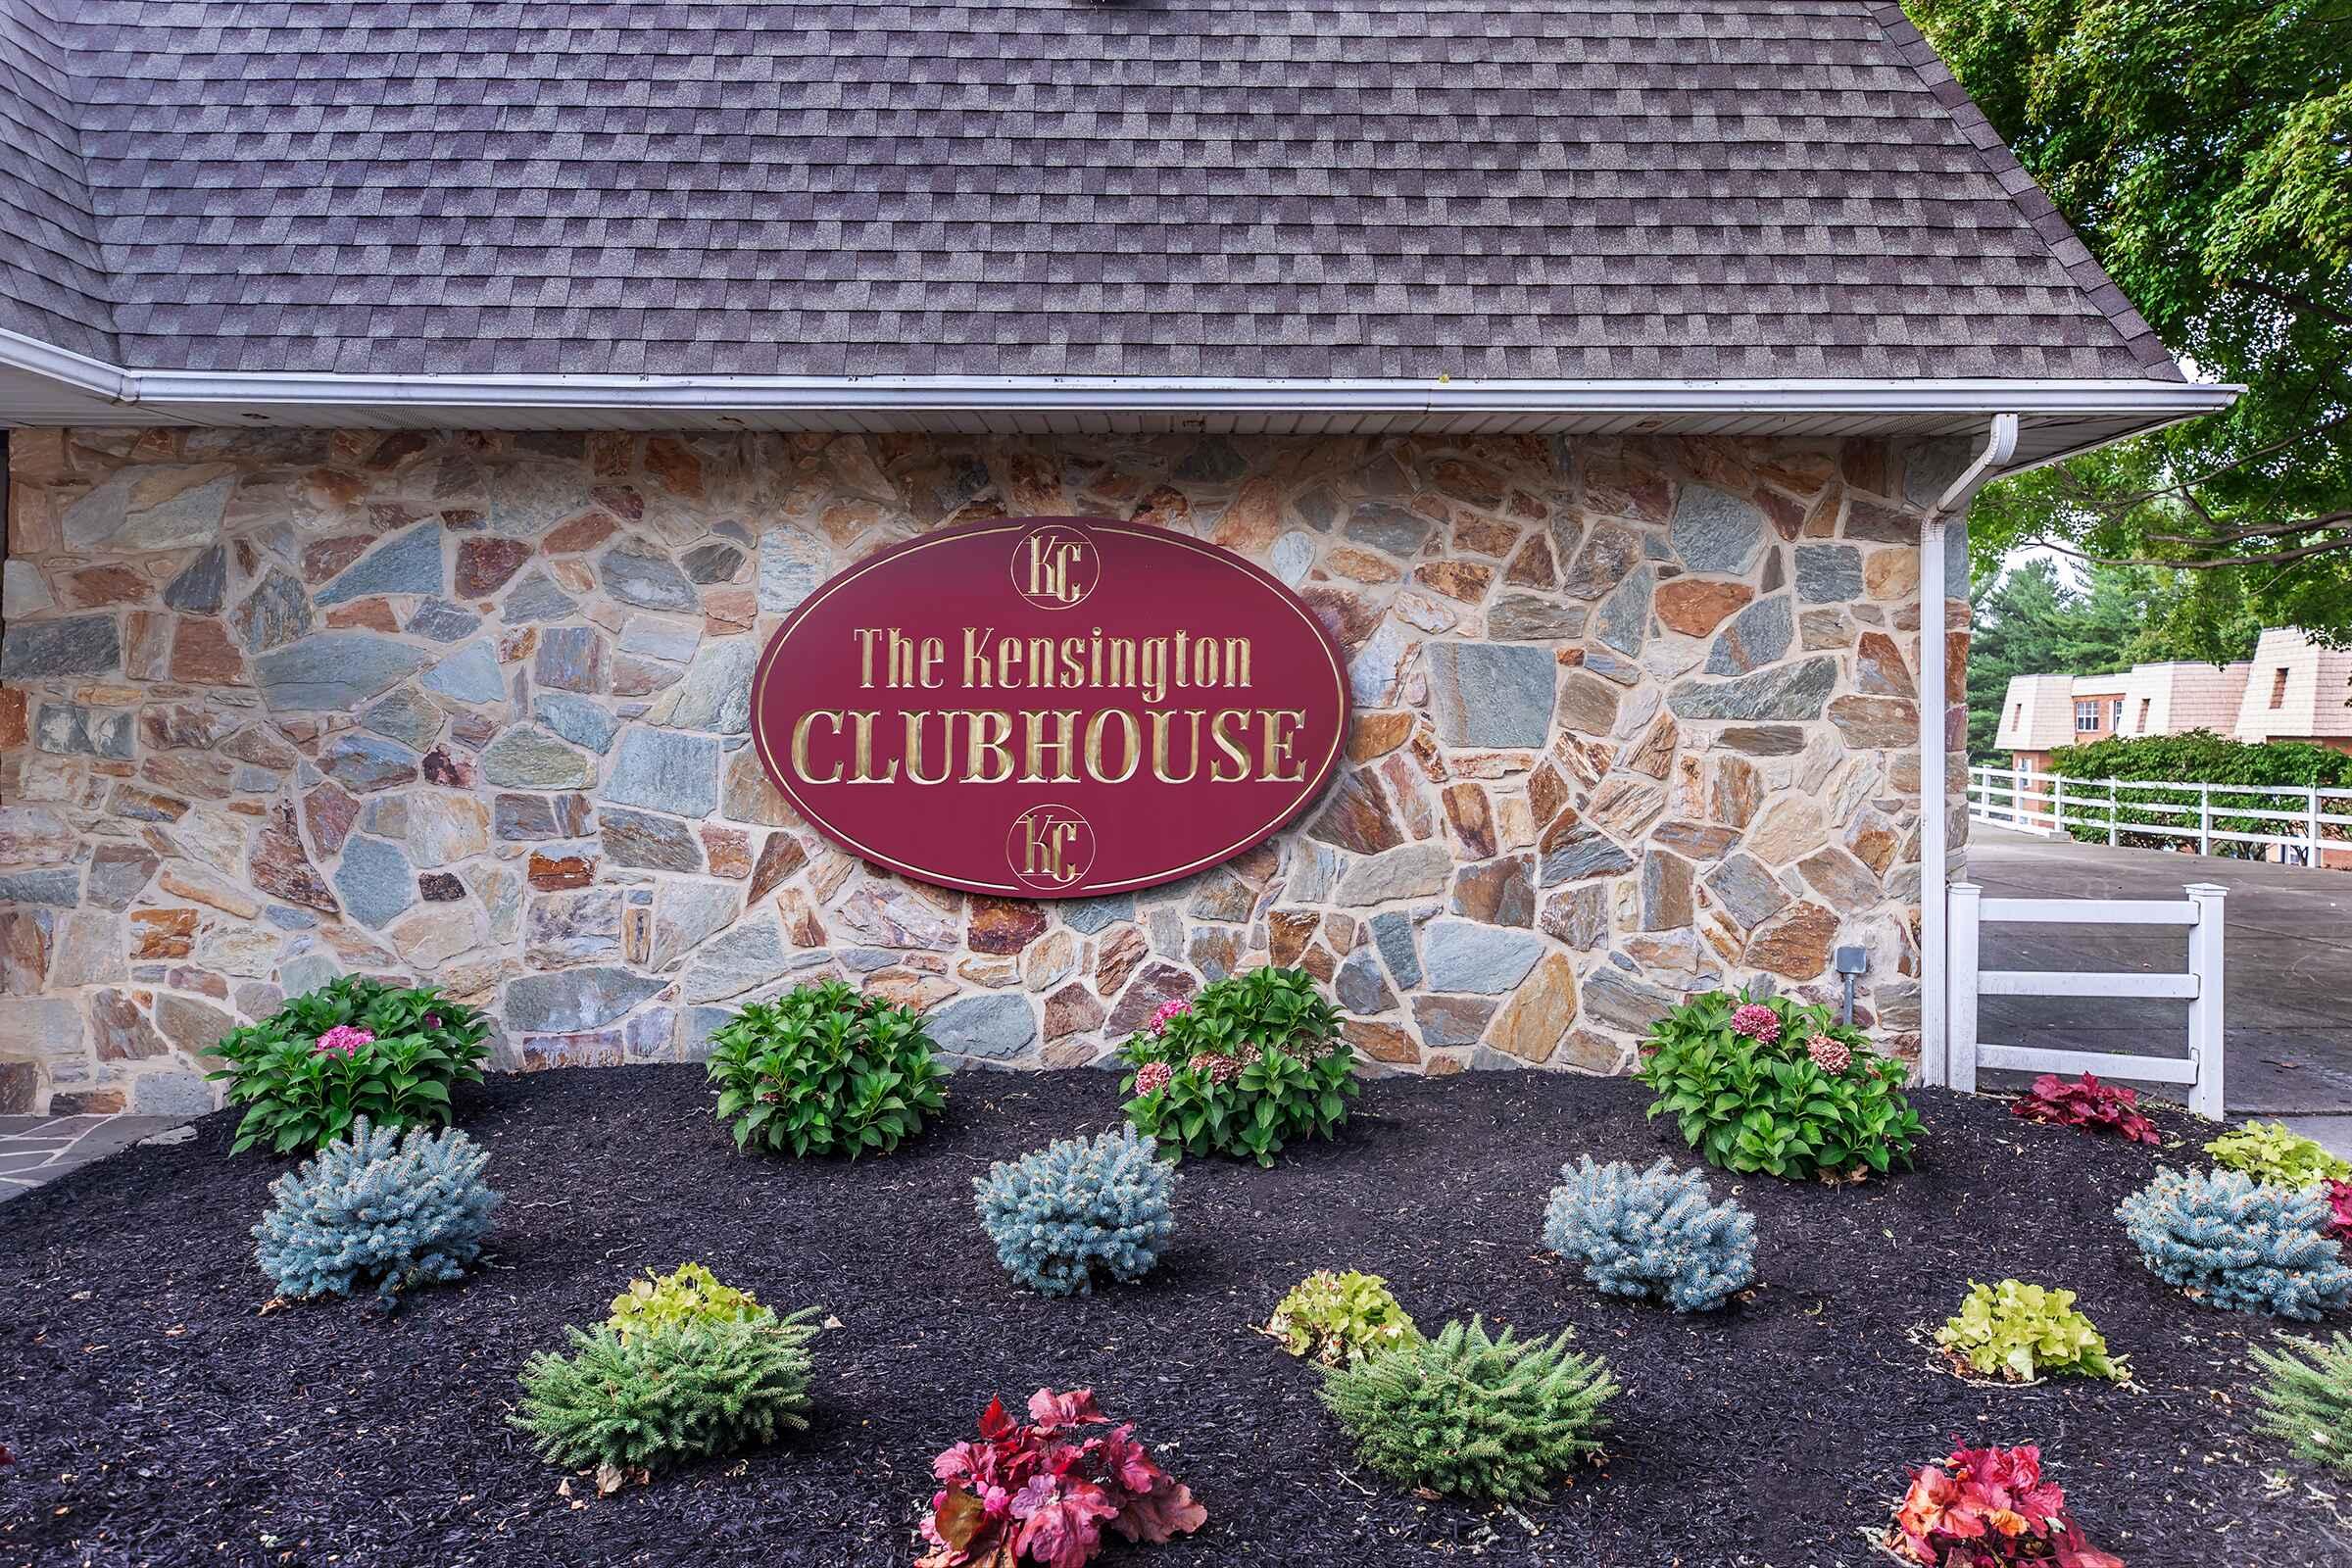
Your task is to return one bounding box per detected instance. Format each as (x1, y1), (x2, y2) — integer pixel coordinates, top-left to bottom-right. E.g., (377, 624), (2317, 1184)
(973, 1125), (1177, 1297)
(1542, 1155), (1757, 1312)
(255, 1117), (499, 1308)
(2117, 1166), (2352, 1320)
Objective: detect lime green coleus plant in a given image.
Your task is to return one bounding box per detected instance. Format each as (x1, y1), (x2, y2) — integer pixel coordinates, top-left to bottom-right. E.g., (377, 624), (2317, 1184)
(2206, 1121), (2352, 1189)
(1936, 1279), (2129, 1384)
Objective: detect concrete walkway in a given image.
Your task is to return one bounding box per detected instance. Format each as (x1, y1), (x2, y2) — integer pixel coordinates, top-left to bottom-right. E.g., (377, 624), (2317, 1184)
(1968, 824), (2352, 1154)
(0, 1113), (189, 1200)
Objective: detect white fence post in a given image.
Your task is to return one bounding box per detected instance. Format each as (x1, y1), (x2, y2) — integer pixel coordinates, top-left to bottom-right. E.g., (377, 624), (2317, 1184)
(2106, 779), (2119, 846)
(2198, 783), (2213, 856)
(1945, 880), (1981, 1095)
(2185, 882), (2228, 1119)
(2308, 786), (2322, 867)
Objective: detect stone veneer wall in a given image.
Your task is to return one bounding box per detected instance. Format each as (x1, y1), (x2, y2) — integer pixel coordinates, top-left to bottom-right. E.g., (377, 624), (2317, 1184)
(0, 427), (1965, 1115)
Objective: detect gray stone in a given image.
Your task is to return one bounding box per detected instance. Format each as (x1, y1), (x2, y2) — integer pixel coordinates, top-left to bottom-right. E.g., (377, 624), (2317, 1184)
(334, 836), (416, 930)
(1667, 657), (1839, 721)
(421, 639), (506, 705)
(86, 844), (158, 910)
(524, 887), (624, 966)
(1794, 544), (1864, 605)
(256, 633), (432, 711)
(1413, 994), (1497, 1048)
(1, 615), (121, 679)
(1580, 968), (1683, 1033)
(502, 568), (579, 622)
(666, 636), (759, 733)
(1333, 948), (1395, 1013)
(62, 466), (235, 551)
(504, 965), (664, 1033)
(1945, 517), (1970, 599)
(2, 559), (50, 617)
(318, 733), (419, 793)
(1703, 852), (1791, 930)
(619, 614), (701, 662)
(406, 597), (482, 642)
(480, 725), (596, 789)
(1286, 842), (1343, 903)
(760, 528), (832, 614)
(163, 546), (227, 613)
(678, 1005), (733, 1062)
(533, 625), (607, 694)
(600, 806), (706, 872)
(1422, 919), (1545, 993)
(231, 568), (314, 653)
(1270, 530), (1315, 586)
(680, 916), (788, 1004)
(33, 703), (133, 759)
(1486, 595), (1588, 641)
(604, 728), (721, 815)
(651, 881), (743, 970)
(1369, 909), (1422, 987)
(48, 911), (124, 989)
(0, 869), (80, 906)
(361, 686), (444, 750)
(1717, 724), (1808, 757)
(602, 537), (698, 611)
(1061, 895), (1135, 936)
(130, 1070), (217, 1116)
(1704, 595), (1793, 675)
(1539, 822), (1637, 886)
(930, 992), (1038, 1060)
(1335, 842), (1451, 906)
(682, 543), (745, 584)
(1347, 622), (1412, 708)
(1425, 643), (1555, 747)
(535, 691), (619, 753)
(1560, 521), (1641, 599)
(279, 952), (341, 997)
(1346, 501), (1434, 558)
(315, 522), (445, 605)
(1670, 485), (1767, 574)
(1593, 564), (1652, 656)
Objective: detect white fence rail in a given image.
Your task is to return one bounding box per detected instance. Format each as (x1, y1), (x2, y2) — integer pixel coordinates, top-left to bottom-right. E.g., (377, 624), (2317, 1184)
(1945, 881), (2226, 1117)
(1968, 764), (2352, 866)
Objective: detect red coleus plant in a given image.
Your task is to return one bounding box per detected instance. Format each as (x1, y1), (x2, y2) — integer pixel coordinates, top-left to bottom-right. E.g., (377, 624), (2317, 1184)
(916, 1388), (1205, 1568)
(2324, 1179), (2352, 1245)
(2009, 1073), (2160, 1148)
(1888, 1443), (2122, 1568)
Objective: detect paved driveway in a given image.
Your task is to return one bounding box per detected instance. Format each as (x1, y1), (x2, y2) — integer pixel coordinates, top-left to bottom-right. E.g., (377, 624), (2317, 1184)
(1967, 825), (2352, 1145)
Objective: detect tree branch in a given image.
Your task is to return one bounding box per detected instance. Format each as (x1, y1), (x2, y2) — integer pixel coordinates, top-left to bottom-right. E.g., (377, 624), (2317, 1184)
(2144, 511), (2352, 546)
(2031, 532), (2352, 569)
(2229, 276), (2352, 331)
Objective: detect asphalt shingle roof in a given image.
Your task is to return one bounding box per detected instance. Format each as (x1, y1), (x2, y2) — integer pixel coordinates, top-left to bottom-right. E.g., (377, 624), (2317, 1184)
(0, 0), (2180, 383)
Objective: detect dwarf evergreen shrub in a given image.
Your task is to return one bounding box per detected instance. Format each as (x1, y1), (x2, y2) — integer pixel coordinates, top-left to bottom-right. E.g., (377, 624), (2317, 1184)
(1542, 1156), (1756, 1312)
(973, 1126), (1177, 1297)
(2116, 1166), (2352, 1319)
(1317, 1316), (1618, 1503)
(1935, 1279), (2128, 1383)
(2251, 1331), (2352, 1476)
(1266, 1269), (1422, 1365)
(253, 1118), (498, 1308)
(513, 1312), (820, 1475)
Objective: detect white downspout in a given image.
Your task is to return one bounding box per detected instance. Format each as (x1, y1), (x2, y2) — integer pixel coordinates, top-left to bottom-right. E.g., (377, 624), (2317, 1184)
(1917, 413), (2018, 1087)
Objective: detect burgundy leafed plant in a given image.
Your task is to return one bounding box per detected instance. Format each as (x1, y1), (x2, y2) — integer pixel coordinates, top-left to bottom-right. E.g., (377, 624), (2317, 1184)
(917, 1388), (1205, 1568)
(2325, 1179), (2352, 1245)
(1888, 1442), (2123, 1568)
(2009, 1073), (2160, 1148)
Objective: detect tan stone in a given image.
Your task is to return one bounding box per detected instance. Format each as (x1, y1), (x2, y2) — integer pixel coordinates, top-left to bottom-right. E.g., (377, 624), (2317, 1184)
(1209, 477), (1284, 551)
(1024, 929), (1076, 992)
(1347, 710), (1414, 762)
(392, 906), (480, 969)
(1094, 925), (1147, 995)
(865, 968), (957, 1010)
(1863, 548), (1918, 600)
(1043, 980), (1107, 1041)
(1745, 796), (1826, 864)
(1653, 578), (1753, 636)
(1745, 901), (1839, 979)
(778, 886), (828, 947)
(1343, 1017), (1420, 1065)
(158, 863), (259, 919)
(128, 907), (197, 959)
(1487, 952), (1577, 1062)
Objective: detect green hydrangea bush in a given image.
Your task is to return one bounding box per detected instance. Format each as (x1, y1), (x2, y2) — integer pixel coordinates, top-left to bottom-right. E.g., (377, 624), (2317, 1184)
(1120, 966), (1355, 1166)
(1317, 1316), (1618, 1503)
(253, 1118), (499, 1308)
(209, 976), (491, 1154)
(972, 1126), (1178, 1297)
(1264, 1270), (1422, 1366)
(1542, 1156), (1756, 1312)
(607, 1262), (769, 1344)
(1635, 990), (1921, 1181)
(2206, 1120), (2352, 1189)
(2251, 1331), (2352, 1477)
(1934, 1279), (2129, 1384)
(707, 980), (947, 1157)
(2117, 1167), (2352, 1319)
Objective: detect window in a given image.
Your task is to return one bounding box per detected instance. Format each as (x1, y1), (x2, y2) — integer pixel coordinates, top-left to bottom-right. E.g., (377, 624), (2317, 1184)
(2136, 698), (2150, 731)
(2111, 698), (2125, 727)
(2271, 667), (2289, 709)
(2075, 699), (2102, 731)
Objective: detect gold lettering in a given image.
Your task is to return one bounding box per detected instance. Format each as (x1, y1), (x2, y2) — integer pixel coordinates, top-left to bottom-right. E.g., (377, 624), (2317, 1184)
(846, 710), (898, 783)
(961, 627), (996, 688)
(1209, 709), (1251, 782)
(790, 710), (845, 784)
(1223, 637), (1252, 687)
(1086, 709), (1142, 784)
(1019, 710), (1080, 784)
(902, 710), (954, 785)
(1257, 708), (1305, 782)
(1149, 709), (1204, 783)
(964, 710), (1014, 784)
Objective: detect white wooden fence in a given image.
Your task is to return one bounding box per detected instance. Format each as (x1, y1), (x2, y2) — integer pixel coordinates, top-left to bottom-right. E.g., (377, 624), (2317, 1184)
(1969, 764), (2352, 866)
(1944, 880), (2226, 1117)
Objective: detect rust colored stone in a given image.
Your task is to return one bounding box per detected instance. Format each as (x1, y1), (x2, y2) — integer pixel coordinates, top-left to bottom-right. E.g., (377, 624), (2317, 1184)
(1268, 909), (1320, 967)
(457, 537), (532, 596)
(323, 598), (401, 632)
(302, 535), (373, 583)
(1854, 632), (1917, 699)
(968, 897), (1049, 956)
(1412, 560), (1495, 603)
(1346, 710), (1414, 763)
(0, 687), (24, 750)
(250, 802), (338, 913)
(1487, 951), (1578, 1061)
(1745, 901), (1839, 980)
(747, 831), (808, 905)
(644, 438), (704, 499)
(64, 564), (152, 608)
(1653, 577), (1753, 636)
(545, 511), (619, 555)
(1305, 767), (1403, 855)
(168, 616), (248, 685)
(1093, 925), (1148, 996)
(778, 886), (828, 947)
(1442, 782), (1496, 858)
(528, 853), (596, 891)
(304, 780), (360, 856)
(701, 824), (753, 879)
(1342, 1016), (1420, 1065)
(1043, 979), (1107, 1041)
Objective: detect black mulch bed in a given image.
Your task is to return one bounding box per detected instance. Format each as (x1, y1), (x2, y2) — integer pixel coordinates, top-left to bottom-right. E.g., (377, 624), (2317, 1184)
(4, 1069), (2347, 1568)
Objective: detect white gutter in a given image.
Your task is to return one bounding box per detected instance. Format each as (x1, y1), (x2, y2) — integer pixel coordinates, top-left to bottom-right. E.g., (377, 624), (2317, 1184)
(1917, 414), (2019, 1089)
(0, 327), (2243, 420)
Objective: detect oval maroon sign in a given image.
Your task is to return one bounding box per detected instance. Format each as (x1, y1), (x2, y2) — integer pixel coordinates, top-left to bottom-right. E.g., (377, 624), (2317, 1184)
(750, 517), (1350, 897)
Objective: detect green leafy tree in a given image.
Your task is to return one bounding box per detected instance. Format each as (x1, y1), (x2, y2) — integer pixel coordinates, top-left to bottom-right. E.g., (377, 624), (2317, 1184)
(1912, 0), (2352, 648)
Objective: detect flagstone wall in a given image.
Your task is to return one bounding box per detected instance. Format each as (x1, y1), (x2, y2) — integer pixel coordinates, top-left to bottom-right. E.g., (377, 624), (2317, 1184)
(0, 427), (1965, 1114)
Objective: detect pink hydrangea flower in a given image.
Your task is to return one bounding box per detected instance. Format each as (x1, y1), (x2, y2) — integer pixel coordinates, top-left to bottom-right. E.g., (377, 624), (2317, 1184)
(1186, 1052), (1240, 1086)
(1134, 1060), (1173, 1095)
(1808, 1037), (1852, 1075)
(1147, 998), (1191, 1035)
(1729, 1004), (1781, 1046)
(313, 1024), (374, 1057)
